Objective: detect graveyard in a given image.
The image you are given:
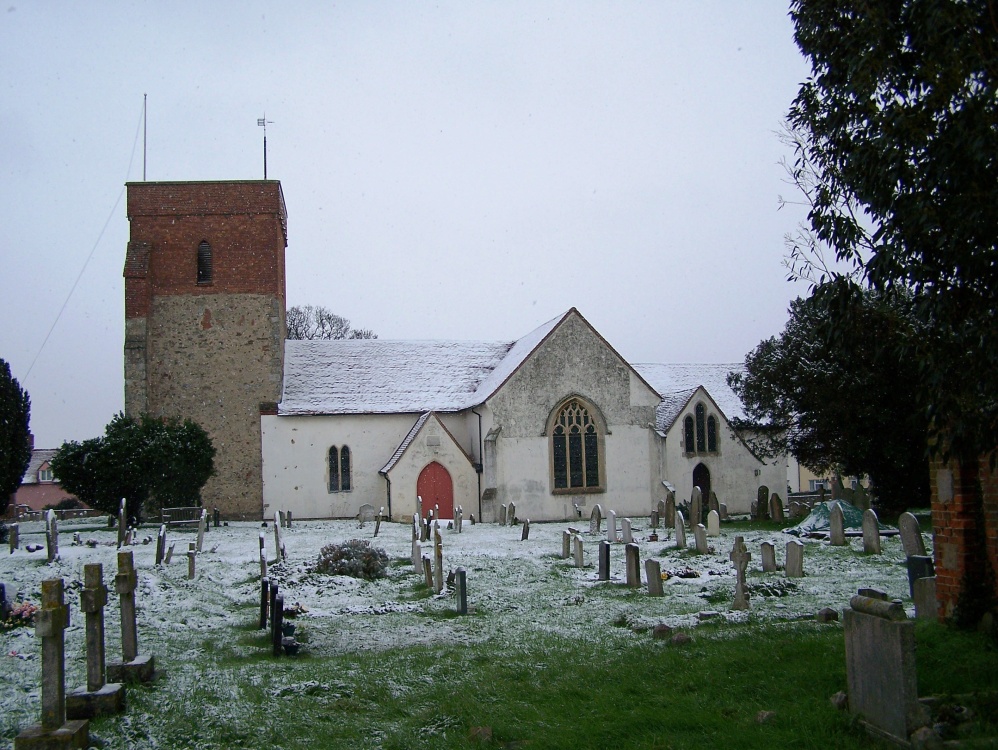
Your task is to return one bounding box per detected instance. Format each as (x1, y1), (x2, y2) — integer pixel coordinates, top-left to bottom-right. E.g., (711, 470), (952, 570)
(1, 508), (996, 749)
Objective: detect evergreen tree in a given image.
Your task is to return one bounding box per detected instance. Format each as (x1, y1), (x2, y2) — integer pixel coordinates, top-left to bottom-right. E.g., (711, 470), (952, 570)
(0, 358), (31, 514)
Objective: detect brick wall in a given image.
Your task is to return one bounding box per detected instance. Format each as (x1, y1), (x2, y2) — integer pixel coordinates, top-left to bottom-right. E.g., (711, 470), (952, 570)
(930, 455), (998, 622)
(124, 181), (287, 520)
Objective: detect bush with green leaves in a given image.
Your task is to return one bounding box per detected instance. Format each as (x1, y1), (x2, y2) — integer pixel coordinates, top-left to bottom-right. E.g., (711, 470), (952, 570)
(314, 540), (389, 580)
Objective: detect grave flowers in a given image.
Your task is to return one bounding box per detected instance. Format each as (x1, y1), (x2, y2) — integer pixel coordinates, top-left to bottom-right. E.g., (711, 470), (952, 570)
(1, 601), (38, 631)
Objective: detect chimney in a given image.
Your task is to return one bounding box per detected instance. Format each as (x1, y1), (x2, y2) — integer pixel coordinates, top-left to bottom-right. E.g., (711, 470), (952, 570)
(28, 432), (34, 451)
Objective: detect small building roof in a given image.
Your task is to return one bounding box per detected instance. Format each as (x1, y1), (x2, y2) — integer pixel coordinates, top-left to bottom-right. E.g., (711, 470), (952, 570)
(21, 449), (58, 485)
(632, 363), (746, 424)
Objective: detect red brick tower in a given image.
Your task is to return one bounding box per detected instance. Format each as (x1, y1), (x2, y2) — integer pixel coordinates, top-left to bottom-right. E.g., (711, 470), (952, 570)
(124, 181), (287, 519)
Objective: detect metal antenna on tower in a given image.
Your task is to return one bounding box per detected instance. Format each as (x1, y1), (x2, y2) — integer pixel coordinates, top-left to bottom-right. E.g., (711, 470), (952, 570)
(258, 115), (273, 179)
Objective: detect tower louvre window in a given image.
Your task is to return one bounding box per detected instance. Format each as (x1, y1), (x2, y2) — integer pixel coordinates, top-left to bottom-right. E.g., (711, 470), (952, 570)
(197, 241), (213, 285)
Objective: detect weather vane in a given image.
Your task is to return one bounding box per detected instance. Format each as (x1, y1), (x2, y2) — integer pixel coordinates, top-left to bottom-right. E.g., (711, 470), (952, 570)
(258, 115), (274, 179)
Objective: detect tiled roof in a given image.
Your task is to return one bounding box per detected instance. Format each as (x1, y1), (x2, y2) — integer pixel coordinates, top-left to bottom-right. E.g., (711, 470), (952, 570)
(632, 363), (747, 425)
(21, 449), (58, 485)
(380, 412), (432, 474)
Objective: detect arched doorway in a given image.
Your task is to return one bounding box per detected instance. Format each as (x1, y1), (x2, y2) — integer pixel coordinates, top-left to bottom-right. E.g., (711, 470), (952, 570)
(417, 462), (454, 519)
(693, 463), (711, 518)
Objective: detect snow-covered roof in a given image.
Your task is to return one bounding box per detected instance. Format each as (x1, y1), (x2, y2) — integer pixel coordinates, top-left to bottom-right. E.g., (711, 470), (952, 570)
(380, 412), (432, 474)
(654, 388), (698, 434)
(21, 449), (58, 485)
(632, 363), (747, 426)
(469, 310), (568, 401)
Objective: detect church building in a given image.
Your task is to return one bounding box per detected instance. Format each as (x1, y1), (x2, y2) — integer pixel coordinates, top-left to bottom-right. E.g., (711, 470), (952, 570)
(124, 180), (785, 521)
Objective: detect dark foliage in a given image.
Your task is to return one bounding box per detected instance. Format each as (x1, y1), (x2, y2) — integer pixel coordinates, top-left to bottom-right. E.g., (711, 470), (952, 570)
(50, 413), (215, 522)
(0, 358), (31, 515)
(314, 540), (389, 580)
(729, 283), (929, 513)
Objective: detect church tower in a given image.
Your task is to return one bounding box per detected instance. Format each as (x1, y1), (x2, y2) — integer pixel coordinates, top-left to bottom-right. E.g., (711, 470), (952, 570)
(123, 181), (287, 519)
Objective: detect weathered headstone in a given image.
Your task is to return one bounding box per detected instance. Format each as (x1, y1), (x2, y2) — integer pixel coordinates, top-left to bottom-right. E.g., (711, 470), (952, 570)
(9, 521), (18, 552)
(196, 510), (207, 552)
(755, 486), (770, 521)
(674, 511), (687, 549)
(694, 524), (708, 554)
(455, 567), (468, 615)
(862, 509), (882, 554)
(411, 540), (422, 571)
(433, 526), (444, 594)
(706, 509), (720, 537)
(690, 487), (703, 527)
(906, 555), (935, 598)
(422, 556), (433, 589)
(15, 578), (90, 749)
(761, 542), (777, 573)
(469, 513), (476, 525)
(187, 543), (196, 580)
(45, 510), (58, 563)
(898, 512), (927, 557)
(620, 518), (633, 544)
(259, 577), (270, 629)
(165, 543), (175, 565)
(561, 531), (572, 559)
(508, 502), (516, 525)
(729, 536), (751, 610)
(708, 491), (720, 516)
(624, 544), (641, 587)
(573, 536), (584, 568)
(155, 525), (167, 566)
(271, 593), (284, 657)
(273, 512), (285, 561)
(598, 540), (610, 580)
(521, 519), (530, 541)
(785, 539), (804, 578)
(589, 504), (603, 534)
(769, 493), (785, 523)
(718, 502), (728, 521)
(374, 507), (383, 538)
(829, 502), (846, 546)
(67, 564), (125, 719)
(607, 510), (618, 543)
(499, 504), (507, 526)
(844, 593), (927, 742)
(656, 498), (666, 524)
(117, 499), (127, 548)
(213, 507), (221, 528)
(912, 577), (938, 620)
(106, 551), (154, 683)
(645, 559), (663, 596)
(650, 509), (659, 529)
(664, 492), (676, 529)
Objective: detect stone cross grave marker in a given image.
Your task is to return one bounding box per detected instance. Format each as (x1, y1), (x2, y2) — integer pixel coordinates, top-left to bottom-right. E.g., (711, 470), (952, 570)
(561, 531), (571, 559)
(690, 487), (702, 528)
(508, 502), (516, 525)
(573, 536), (584, 569)
(106, 551), (155, 683)
(694, 524), (708, 554)
(674, 511), (687, 549)
(706, 509), (720, 537)
(829, 502), (846, 546)
(844, 593), (927, 743)
(196, 510), (207, 552)
(761, 542), (777, 573)
(433, 525), (444, 594)
(154, 525), (167, 566)
(607, 510), (618, 543)
(620, 518), (633, 544)
(624, 543), (641, 587)
(598, 540), (610, 580)
(589, 504), (603, 534)
(45, 510), (59, 563)
(729, 536), (751, 610)
(785, 539), (804, 578)
(755, 486), (770, 521)
(645, 559), (663, 596)
(664, 491), (676, 528)
(499, 504), (507, 526)
(862, 509), (882, 554)
(898, 512), (926, 557)
(117, 499), (127, 548)
(15, 577), (90, 749)
(769, 493), (785, 523)
(67, 563), (125, 719)
(455, 567), (468, 615)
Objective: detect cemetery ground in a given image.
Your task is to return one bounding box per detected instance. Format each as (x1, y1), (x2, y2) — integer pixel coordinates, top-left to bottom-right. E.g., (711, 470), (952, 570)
(1, 515), (996, 749)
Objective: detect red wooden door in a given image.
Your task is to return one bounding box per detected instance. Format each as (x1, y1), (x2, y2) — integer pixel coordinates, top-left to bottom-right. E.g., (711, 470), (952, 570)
(417, 462), (454, 519)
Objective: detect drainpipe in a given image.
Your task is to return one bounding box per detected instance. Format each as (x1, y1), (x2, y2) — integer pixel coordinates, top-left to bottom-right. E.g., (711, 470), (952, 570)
(472, 408), (484, 521)
(384, 475), (392, 520)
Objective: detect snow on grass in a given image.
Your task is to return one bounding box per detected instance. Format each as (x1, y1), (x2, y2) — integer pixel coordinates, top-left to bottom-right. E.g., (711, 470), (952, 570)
(1, 514), (922, 748)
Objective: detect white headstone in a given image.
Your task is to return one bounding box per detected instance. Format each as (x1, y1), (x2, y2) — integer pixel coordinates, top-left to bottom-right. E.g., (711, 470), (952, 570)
(862, 509), (882, 555)
(706, 509), (720, 537)
(674, 511), (687, 549)
(620, 518), (633, 544)
(607, 510), (618, 543)
(785, 539), (804, 578)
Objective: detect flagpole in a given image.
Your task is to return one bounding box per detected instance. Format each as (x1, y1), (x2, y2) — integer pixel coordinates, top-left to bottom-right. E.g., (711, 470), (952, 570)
(258, 116), (273, 179)
(143, 94), (147, 181)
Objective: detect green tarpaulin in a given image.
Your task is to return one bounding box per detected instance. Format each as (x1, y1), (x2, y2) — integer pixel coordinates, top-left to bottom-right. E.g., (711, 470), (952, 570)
(783, 500), (893, 536)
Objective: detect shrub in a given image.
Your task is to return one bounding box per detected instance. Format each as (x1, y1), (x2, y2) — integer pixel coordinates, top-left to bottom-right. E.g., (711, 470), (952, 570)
(314, 540), (389, 580)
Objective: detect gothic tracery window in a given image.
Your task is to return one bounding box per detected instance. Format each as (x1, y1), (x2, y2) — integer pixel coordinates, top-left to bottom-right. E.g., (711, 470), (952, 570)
(550, 398), (604, 493)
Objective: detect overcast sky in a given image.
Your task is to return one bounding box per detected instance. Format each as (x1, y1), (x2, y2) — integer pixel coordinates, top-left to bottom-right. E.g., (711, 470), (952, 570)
(1, 2), (813, 448)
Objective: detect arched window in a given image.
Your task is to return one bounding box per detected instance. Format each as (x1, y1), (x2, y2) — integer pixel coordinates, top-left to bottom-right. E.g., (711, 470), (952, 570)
(549, 397), (604, 493)
(707, 415), (718, 452)
(684, 416), (695, 455)
(328, 445), (352, 493)
(328, 446), (339, 492)
(695, 402), (706, 453)
(340, 446), (352, 492)
(197, 240), (213, 285)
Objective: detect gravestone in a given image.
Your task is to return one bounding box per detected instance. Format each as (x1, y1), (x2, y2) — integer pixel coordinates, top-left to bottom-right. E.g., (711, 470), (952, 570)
(862, 509), (882, 554)
(598, 541), (610, 580)
(690, 487), (703, 527)
(286, 510), (292, 528)
(674, 512), (687, 549)
(499, 504), (507, 526)
(844, 593), (927, 743)
(422, 556), (433, 589)
(650, 509), (659, 529)
(620, 518), (633, 544)
(709, 491), (720, 516)
(719, 502), (728, 521)
(607, 510), (618, 543)
(694, 524), (708, 554)
(645, 559), (663, 596)
(624, 544), (641, 587)
(561, 531), (571, 559)
(454, 505), (462, 534)
(573, 536), (584, 569)
(729, 537), (751, 611)
(769, 493), (785, 523)
(154, 525), (167, 566)
(913, 577), (938, 620)
(508, 502), (516, 525)
(271, 593), (284, 657)
(898, 513), (927, 557)
(374, 507), (384, 537)
(67, 564), (125, 719)
(117, 499), (127, 548)
(9, 522), (18, 552)
(273, 512), (285, 561)
(213, 507), (221, 528)
(455, 567), (468, 615)
(469, 513), (476, 525)
(706, 509), (720, 537)
(755, 486), (770, 521)
(829, 502), (846, 546)
(521, 519), (530, 541)
(45, 510), (58, 563)
(412, 540), (421, 570)
(269, 581), (279, 629)
(197, 510), (207, 552)
(589, 504), (603, 534)
(187, 543), (196, 580)
(259, 577), (269, 629)
(165, 543), (175, 565)
(664, 493), (676, 529)
(14, 578), (90, 749)
(906, 555), (935, 598)
(789, 501), (801, 519)
(106, 551), (155, 683)
(761, 542), (777, 573)
(656, 498), (666, 522)
(785, 539), (804, 578)
(433, 526), (444, 594)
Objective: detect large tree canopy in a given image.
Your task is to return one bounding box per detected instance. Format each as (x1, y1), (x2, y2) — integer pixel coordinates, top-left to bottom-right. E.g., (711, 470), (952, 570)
(729, 284), (929, 513)
(787, 0), (998, 459)
(50, 413), (215, 522)
(0, 358), (31, 514)
(286, 305), (377, 341)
